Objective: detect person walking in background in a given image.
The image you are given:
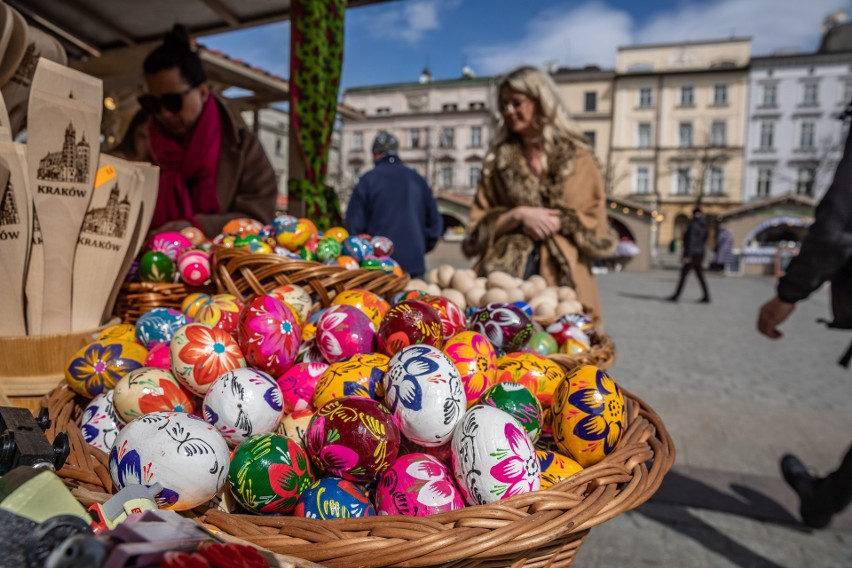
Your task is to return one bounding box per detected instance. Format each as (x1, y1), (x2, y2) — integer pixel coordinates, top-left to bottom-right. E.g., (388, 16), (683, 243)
(461, 65), (616, 320)
(667, 208), (710, 303)
(345, 131), (442, 278)
(710, 220), (734, 272)
(757, 130), (852, 530)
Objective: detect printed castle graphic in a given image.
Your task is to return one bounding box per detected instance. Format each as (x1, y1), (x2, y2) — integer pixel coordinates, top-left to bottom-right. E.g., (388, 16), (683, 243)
(37, 121), (90, 183)
(81, 182), (130, 239)
(0, 180), (19, 226)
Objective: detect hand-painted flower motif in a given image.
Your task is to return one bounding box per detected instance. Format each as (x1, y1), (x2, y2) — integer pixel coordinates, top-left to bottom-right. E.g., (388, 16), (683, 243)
(375, 453), (464, 516)
(293, 477), (376, 519)
(138, 377), (195, 415)
(81, 390), (123, 451)
(489, 422), (541, 498)
(65, 340), (147, 398)
(496, 352), (565, 409)
(238, 295), (302, 376)
(468, 303), (534, 353)
(113, 368), (195, 422)
(311, 353), (388, 408)
(423, 296), (467, 341)
(315, 305), (376, 363)
(478, 382), (544, 443)
(377, 300), (444, 356)
(135, 308), (189, 348)
(171, 323), (246, 396)
(277, 362), (328, 412)
(443, 331), (497, 406)
(193, 294), (243, 337)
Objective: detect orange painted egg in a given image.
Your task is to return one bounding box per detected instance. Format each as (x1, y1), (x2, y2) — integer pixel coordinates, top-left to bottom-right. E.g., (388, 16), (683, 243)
(442, 331), (496, 406)
(222, 217), (264, 237)
(331, 289), (390, 328)
(536, 450), (583, 489)
(495, 352), (565, 409)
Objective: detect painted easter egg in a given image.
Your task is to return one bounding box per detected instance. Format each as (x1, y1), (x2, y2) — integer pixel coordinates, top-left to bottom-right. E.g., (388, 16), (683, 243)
(258, 224), (276, 239)
(146, 232), (192, 261)
(552, 365), (625, 468)
(238, 295), (302, 376)
(276, 218), (317, 251)
(277, 361), (328, 413)
(222, 217), (264, 237)
(375, 453), (464, 516)
(135, 308), (189, 348)
(228, 433), (314, 514)
(325, 227), (349, 243)
(247, 240), (273, 254)
(546, 314), (597, 346)
(272, 214), (298, 236)
(496, 352), (566, 409)
(511, 301), (534, 318)
(478, 382), (544, 443)
(277, 408), (315, 448)
(560, 336), (591, 355)
(181, 292), (211, 319)
(293, 477), (375, 519)
(180, 226), (206, 245)
(451, 405), (540, 505)
(423, 295), (467, 341)
(298, 248), (317, 261)
(296, 337), (326, 364)
(468, 303), (534, 354)
(170, 323), (246, 396)
(139, 251), (175, 283)
(378, 257), (398, 274)
(234, 234), (263, 248)
(525, 331), (559, 356)
(341, 236), (372, 262)
(311, 353), (389, 408)
(81, 390), (123, 452)
(269, 284), (313, 325)
(370, 236), (394, 257)
(177, 250), (211, 286)
(202, 368), (284, 447)
(391, 290), (429, 304)
(377, 300), (443, 357)
(113, 367), (195, 422)
(331, 289), (390, 328)
(65, 340), (148, 398)
(306, 397), (400, 482)
(97, 323), (136, 343)
(145, 342), (171, 370)
(192, 294), (244, 337)
(109, 412), (229, 510)
(536, 450), (583, 490)
(315, 305), (376, 364)
(335, 255), (359, 270)
(442, 331), (497, 407)
(301, 322), (317, 341)
(384, 345), (464, 447)
(360, 257), (382, 271)
(315, 237), (342, 261)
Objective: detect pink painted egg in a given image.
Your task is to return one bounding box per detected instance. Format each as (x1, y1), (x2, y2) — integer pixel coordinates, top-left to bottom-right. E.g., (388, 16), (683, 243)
(146, 231), (191, 261)
(145, 342), (171, 370)
(277, 361), (329, 413)
(442, 331), (497, 407)
(315, 305), (376, 364)
(296, 337), (326, 364)
(423, 295), (467, 341)
(177, 250), (211, 286)
(202, 368), (284, 447)
(238, 295), (302, 376)
(375, 453), (464, 516)
(113, 367), (195, 423)
(170, 323), (246, 396)
(192, 294), (244, 338)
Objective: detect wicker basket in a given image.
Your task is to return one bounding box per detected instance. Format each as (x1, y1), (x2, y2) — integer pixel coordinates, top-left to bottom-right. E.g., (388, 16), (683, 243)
(42, 360), (673, 568)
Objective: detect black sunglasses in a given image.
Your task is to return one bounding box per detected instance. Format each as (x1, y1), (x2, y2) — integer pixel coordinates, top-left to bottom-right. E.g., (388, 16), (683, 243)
(137, 86), (195, 115)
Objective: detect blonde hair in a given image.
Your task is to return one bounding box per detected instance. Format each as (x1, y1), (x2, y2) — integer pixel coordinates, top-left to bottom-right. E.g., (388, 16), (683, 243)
(491, 65), (589, 160)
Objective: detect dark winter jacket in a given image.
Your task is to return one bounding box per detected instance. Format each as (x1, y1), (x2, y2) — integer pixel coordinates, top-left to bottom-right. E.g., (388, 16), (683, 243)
(682, 215), (709, 259)
(345, 155), (443, 276)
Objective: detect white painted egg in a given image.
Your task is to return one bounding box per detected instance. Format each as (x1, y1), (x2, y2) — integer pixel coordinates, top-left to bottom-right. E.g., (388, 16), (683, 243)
(202, 368), (284, 447)
(81, 390), (124, 452)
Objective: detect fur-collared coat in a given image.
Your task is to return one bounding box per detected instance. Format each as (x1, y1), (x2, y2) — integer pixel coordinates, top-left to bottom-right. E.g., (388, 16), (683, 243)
(462, 140), (616, 319)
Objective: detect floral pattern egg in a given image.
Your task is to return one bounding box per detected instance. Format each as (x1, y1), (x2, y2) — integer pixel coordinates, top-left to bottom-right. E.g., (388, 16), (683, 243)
(145, 343), (171, 370)
(170, 323), (246, 396)
(293, 477), (375, 519)
(423, 295), (467, 341)
(296, 337), (326, 364)
(97, 323), (136, 343)
(65, 340), (148, 398)
(229, 433), (314, 514)
(478, 382), (544, 443)
(560, 335), (591, 355)
(451, 405), (540, 505)
(238, 295), (302, 376)
(203, 368), (284, 447)
(496, 352), (566, 410)
(192, 294), (244, 338)
(552, 365), (625, 468)
(536, 450), (583, 490)
(277, 361), (328, 413)
(81, 390), (124, 452)
(146, 231), (192, 261)
(180, 292), (210, 319)
(375, 453), (464, 517)
(468, 303), (534, 354)
(377, 300), (443, 357)
(370, 236), (394, 257)
(315, 305), (376, 364)
(546, 313), (597, 343)
(177, 250), (211, 286)
(311, 353), (389, 408)
(306, 397), (400, 482)
(384, 345), (464, 447)
(277, 408), (315, 448)
(442, 331), (497, 407)
(139, 251), (175, 283)
(135, 308), (189, 348)
(331, 289), (390, 328)
(269, 284), (313, 325)
(113, 367), (195, 422)
(109, 412), (229, 510)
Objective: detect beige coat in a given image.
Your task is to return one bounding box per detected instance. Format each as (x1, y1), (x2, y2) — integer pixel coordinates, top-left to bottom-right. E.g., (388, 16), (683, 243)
(462, 140), (616, 320)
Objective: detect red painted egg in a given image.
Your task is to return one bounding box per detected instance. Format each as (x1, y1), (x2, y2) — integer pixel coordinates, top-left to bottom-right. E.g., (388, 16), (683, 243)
(377, 300), (443, 357)
(423, 295), (467, 341)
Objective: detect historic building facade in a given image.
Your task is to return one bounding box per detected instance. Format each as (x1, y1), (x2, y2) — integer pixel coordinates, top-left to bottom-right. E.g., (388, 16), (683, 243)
(37, 121), (91, 183)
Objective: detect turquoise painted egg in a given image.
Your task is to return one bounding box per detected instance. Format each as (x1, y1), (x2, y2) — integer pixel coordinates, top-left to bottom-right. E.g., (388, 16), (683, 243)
(135, 308), (189, 348)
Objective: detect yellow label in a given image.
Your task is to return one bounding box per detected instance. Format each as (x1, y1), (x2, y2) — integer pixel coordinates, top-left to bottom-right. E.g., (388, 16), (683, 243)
(94, 165), (117, 188)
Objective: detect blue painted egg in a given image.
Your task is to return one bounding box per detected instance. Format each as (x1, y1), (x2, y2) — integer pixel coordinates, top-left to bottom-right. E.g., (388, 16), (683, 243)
(293, 477), (376, 519)
(135, 308), (190, 348)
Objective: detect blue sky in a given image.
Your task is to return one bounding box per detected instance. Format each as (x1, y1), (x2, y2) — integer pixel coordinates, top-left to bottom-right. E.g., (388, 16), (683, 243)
(203, 0), (852, 94)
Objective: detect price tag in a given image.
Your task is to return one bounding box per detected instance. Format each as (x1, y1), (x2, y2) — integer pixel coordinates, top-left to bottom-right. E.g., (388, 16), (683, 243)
(94, 164), (117, 188)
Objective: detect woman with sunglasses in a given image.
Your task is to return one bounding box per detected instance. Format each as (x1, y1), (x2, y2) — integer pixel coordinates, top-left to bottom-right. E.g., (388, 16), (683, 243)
(140, 25), (276, 237)
(461, 66), (616, 320)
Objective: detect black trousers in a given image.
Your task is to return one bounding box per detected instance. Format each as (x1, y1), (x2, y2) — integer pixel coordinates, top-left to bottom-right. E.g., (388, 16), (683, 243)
(815, 443), (852, 516)
(671, 257), (710, 300)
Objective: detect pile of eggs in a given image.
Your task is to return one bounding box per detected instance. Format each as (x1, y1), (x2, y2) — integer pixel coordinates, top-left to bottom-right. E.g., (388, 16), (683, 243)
(135, 217), (403, 286)
(69, 282), (621, 519)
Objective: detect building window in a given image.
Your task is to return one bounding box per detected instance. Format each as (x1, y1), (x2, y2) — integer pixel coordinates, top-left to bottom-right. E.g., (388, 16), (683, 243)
(713, 84), (728, 105)
(638, 87), (653, 107)
(678, 121), (693, 148)
(439, 127), (454, 149)
(802, 83), (819, 106)
(680, 85), (694, 106)
(762, 84), (777, 107)
(799, 121), (816, 149)
(583, 131), (596, 150)
(470, 126), (482, 148)
(274, 137), (283, 156)
(710, 120), (727, 147)
(584, 91), (597, 112)
(469, 101), (485, 110)
(440, 165), (454, 188)
(353, 131), (363, 151)
(468, 164), (482, 189)
(796, 167), (815, 196)
(376, 107), (391, 115)
(759, 121), (775, 150)
(676, 167), (691, 195)
(635, 166), (650, 194)
(442, 103), (458, 112)
(637, 123), (652, 148)
(708, 167), (724, 195)
(756, 167), (772, 197)
(410, 128), (421, 149)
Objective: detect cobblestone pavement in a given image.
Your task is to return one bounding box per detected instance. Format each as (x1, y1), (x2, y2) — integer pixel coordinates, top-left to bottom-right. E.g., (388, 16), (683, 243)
(425, 243), (852, 567)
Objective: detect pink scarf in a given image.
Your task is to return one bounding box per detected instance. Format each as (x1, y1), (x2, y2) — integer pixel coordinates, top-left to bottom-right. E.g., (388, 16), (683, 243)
(148, 96), (222, 230)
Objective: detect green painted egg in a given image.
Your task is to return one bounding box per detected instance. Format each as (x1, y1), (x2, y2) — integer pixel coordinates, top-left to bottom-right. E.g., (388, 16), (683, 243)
(234, 234), (263, 248)
(139, 251), (175, 283)
(360, 258), (382, 271)
(299, 248), (317, 261)
(526, 331), (559, 356)
(478, 382), (544, 443)
(315, 237), (342, 262)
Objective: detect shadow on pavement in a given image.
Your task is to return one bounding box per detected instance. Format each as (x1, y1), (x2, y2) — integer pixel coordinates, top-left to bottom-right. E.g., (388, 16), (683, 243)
(616, 291), (671, 302)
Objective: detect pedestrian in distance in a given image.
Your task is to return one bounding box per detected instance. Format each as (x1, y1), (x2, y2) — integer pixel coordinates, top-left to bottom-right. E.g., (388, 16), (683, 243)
(709, 220), (734, 273)
(344, 131), (443, 278)
(667, 208), (710, 303)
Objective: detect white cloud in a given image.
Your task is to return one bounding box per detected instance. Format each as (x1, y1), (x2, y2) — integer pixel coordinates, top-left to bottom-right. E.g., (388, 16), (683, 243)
(360, 0), (454, 44)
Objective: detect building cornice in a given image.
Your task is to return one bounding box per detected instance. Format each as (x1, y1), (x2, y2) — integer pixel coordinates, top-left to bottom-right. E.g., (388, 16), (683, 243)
(615, 66), (749, 79)
(340, 109), (492, 123)
(751, 51), (852, 68)
(617, 37), (751, 51)
(345, 77), (494, 95)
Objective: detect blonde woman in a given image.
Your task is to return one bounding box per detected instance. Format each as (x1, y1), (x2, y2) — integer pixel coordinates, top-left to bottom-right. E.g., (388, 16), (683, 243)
(462, 66), (616, 319)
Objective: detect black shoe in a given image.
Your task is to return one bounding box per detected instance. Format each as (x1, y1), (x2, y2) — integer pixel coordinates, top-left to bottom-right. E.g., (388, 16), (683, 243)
(666, 296), (679, 302)
(698, 297), (711, 303)
(780, 454), (833, 529)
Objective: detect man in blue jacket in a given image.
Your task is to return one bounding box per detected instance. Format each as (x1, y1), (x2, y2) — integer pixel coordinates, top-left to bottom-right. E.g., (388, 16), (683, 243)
(345, 131), (443, 277)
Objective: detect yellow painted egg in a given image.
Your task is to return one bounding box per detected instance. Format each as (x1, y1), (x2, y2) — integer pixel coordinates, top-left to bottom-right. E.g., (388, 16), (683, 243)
(552, 365), (625, 468)
(181, 292), (211, 319)
(331, 289), (389, 328)
(560, 337), (591, 355)
(301, 322), (317, 341)
(311, 353), (390, 408)
(325, 227), (349, 243)
(536, 450), (583, 489)
(443, 331), (497, 407)
(269, 284), (313, 325)
(495, 352), (565, 410)
(97, 324), (136, 343)
(276, 218), (318, 251)
(65, 340), (148, 398)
